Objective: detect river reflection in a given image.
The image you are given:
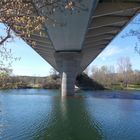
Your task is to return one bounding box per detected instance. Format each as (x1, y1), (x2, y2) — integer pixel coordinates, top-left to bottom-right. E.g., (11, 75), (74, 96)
(38, 97), (101, 140)
(1, 89), (140, 140)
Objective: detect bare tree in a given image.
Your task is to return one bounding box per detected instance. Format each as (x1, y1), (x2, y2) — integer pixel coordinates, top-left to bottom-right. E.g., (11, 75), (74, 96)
(91, 65), (113, 87)
(117, 57), (132, 87)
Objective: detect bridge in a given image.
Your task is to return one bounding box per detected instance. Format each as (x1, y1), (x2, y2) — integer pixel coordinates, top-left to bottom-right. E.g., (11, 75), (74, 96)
(20, 0), (140, 96)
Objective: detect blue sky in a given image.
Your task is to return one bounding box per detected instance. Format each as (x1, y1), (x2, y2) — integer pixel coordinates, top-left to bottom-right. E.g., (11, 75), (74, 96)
(5, 39), (53, 76)
(1, 14), (140, 76)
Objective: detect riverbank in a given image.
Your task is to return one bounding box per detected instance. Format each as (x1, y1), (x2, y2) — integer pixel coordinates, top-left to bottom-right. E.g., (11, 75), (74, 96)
(0, 73), (105, 90)
(1, 84), (140, 92)
(1, 73), (140, 91)
(106, 84), (140, 91)
(0, 75), (61, 90)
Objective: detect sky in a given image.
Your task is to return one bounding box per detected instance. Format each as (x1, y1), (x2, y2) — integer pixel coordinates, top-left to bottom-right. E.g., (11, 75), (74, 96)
(1, 14), (140, 76)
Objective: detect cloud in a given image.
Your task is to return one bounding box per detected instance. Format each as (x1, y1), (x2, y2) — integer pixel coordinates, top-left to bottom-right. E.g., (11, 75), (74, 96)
(98, 45), (122, 61)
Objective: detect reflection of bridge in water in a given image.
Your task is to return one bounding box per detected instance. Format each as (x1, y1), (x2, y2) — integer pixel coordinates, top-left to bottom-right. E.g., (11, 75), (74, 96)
(20, 0), (140, 96)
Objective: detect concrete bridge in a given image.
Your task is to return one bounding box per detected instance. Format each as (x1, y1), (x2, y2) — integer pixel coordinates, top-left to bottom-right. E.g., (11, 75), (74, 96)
(22, 0), (140, 96)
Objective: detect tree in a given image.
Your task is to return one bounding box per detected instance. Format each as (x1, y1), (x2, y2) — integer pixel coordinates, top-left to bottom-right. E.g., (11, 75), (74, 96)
(0, 44), (20, 69)
(0, 67), (12, 88)
(117, 57), (132, 87)
(117, 57), (132, 73)
(91, 65), (114, 87)
(133, 70), (140, 85)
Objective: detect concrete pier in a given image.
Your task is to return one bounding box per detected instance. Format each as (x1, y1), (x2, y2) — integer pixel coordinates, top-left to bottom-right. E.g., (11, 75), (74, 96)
(55, 52), (81, 96)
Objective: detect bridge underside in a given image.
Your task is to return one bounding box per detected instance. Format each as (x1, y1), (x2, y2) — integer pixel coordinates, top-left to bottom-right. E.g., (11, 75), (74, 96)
(21, 0), (140, 96)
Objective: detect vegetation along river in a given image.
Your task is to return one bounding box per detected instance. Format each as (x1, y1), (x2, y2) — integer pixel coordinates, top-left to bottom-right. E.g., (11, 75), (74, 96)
(0, 89), (140, 140)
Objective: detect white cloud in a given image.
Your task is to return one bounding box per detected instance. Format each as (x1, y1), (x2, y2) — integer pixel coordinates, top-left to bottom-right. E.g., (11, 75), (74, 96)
(98, 45), (122, 60)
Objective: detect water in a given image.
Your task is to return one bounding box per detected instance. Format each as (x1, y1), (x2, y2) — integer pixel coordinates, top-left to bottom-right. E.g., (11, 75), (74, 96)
(0, 89), (140, 140)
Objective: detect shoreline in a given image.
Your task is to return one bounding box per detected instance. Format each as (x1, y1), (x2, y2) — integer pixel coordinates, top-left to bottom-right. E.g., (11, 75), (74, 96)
(1, 86), (140, 91)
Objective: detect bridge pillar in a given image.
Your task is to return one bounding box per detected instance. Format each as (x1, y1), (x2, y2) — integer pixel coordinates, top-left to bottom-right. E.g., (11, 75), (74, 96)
(55, 52), (81, 96)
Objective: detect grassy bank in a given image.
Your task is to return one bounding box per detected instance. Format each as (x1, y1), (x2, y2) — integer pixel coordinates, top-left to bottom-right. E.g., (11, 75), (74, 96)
(107, 84), (140, 91)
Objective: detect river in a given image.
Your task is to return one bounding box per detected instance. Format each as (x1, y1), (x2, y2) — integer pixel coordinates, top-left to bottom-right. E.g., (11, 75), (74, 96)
(0, 89), (140, 140)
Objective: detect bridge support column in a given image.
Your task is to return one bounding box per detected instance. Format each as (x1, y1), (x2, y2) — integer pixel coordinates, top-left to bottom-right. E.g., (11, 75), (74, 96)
(61, 59), (77, 96)
(55, 52), (81, 96)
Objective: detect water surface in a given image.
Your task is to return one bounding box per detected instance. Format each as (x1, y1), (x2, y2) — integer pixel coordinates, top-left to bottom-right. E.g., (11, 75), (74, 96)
(0, 89), (140, 140)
